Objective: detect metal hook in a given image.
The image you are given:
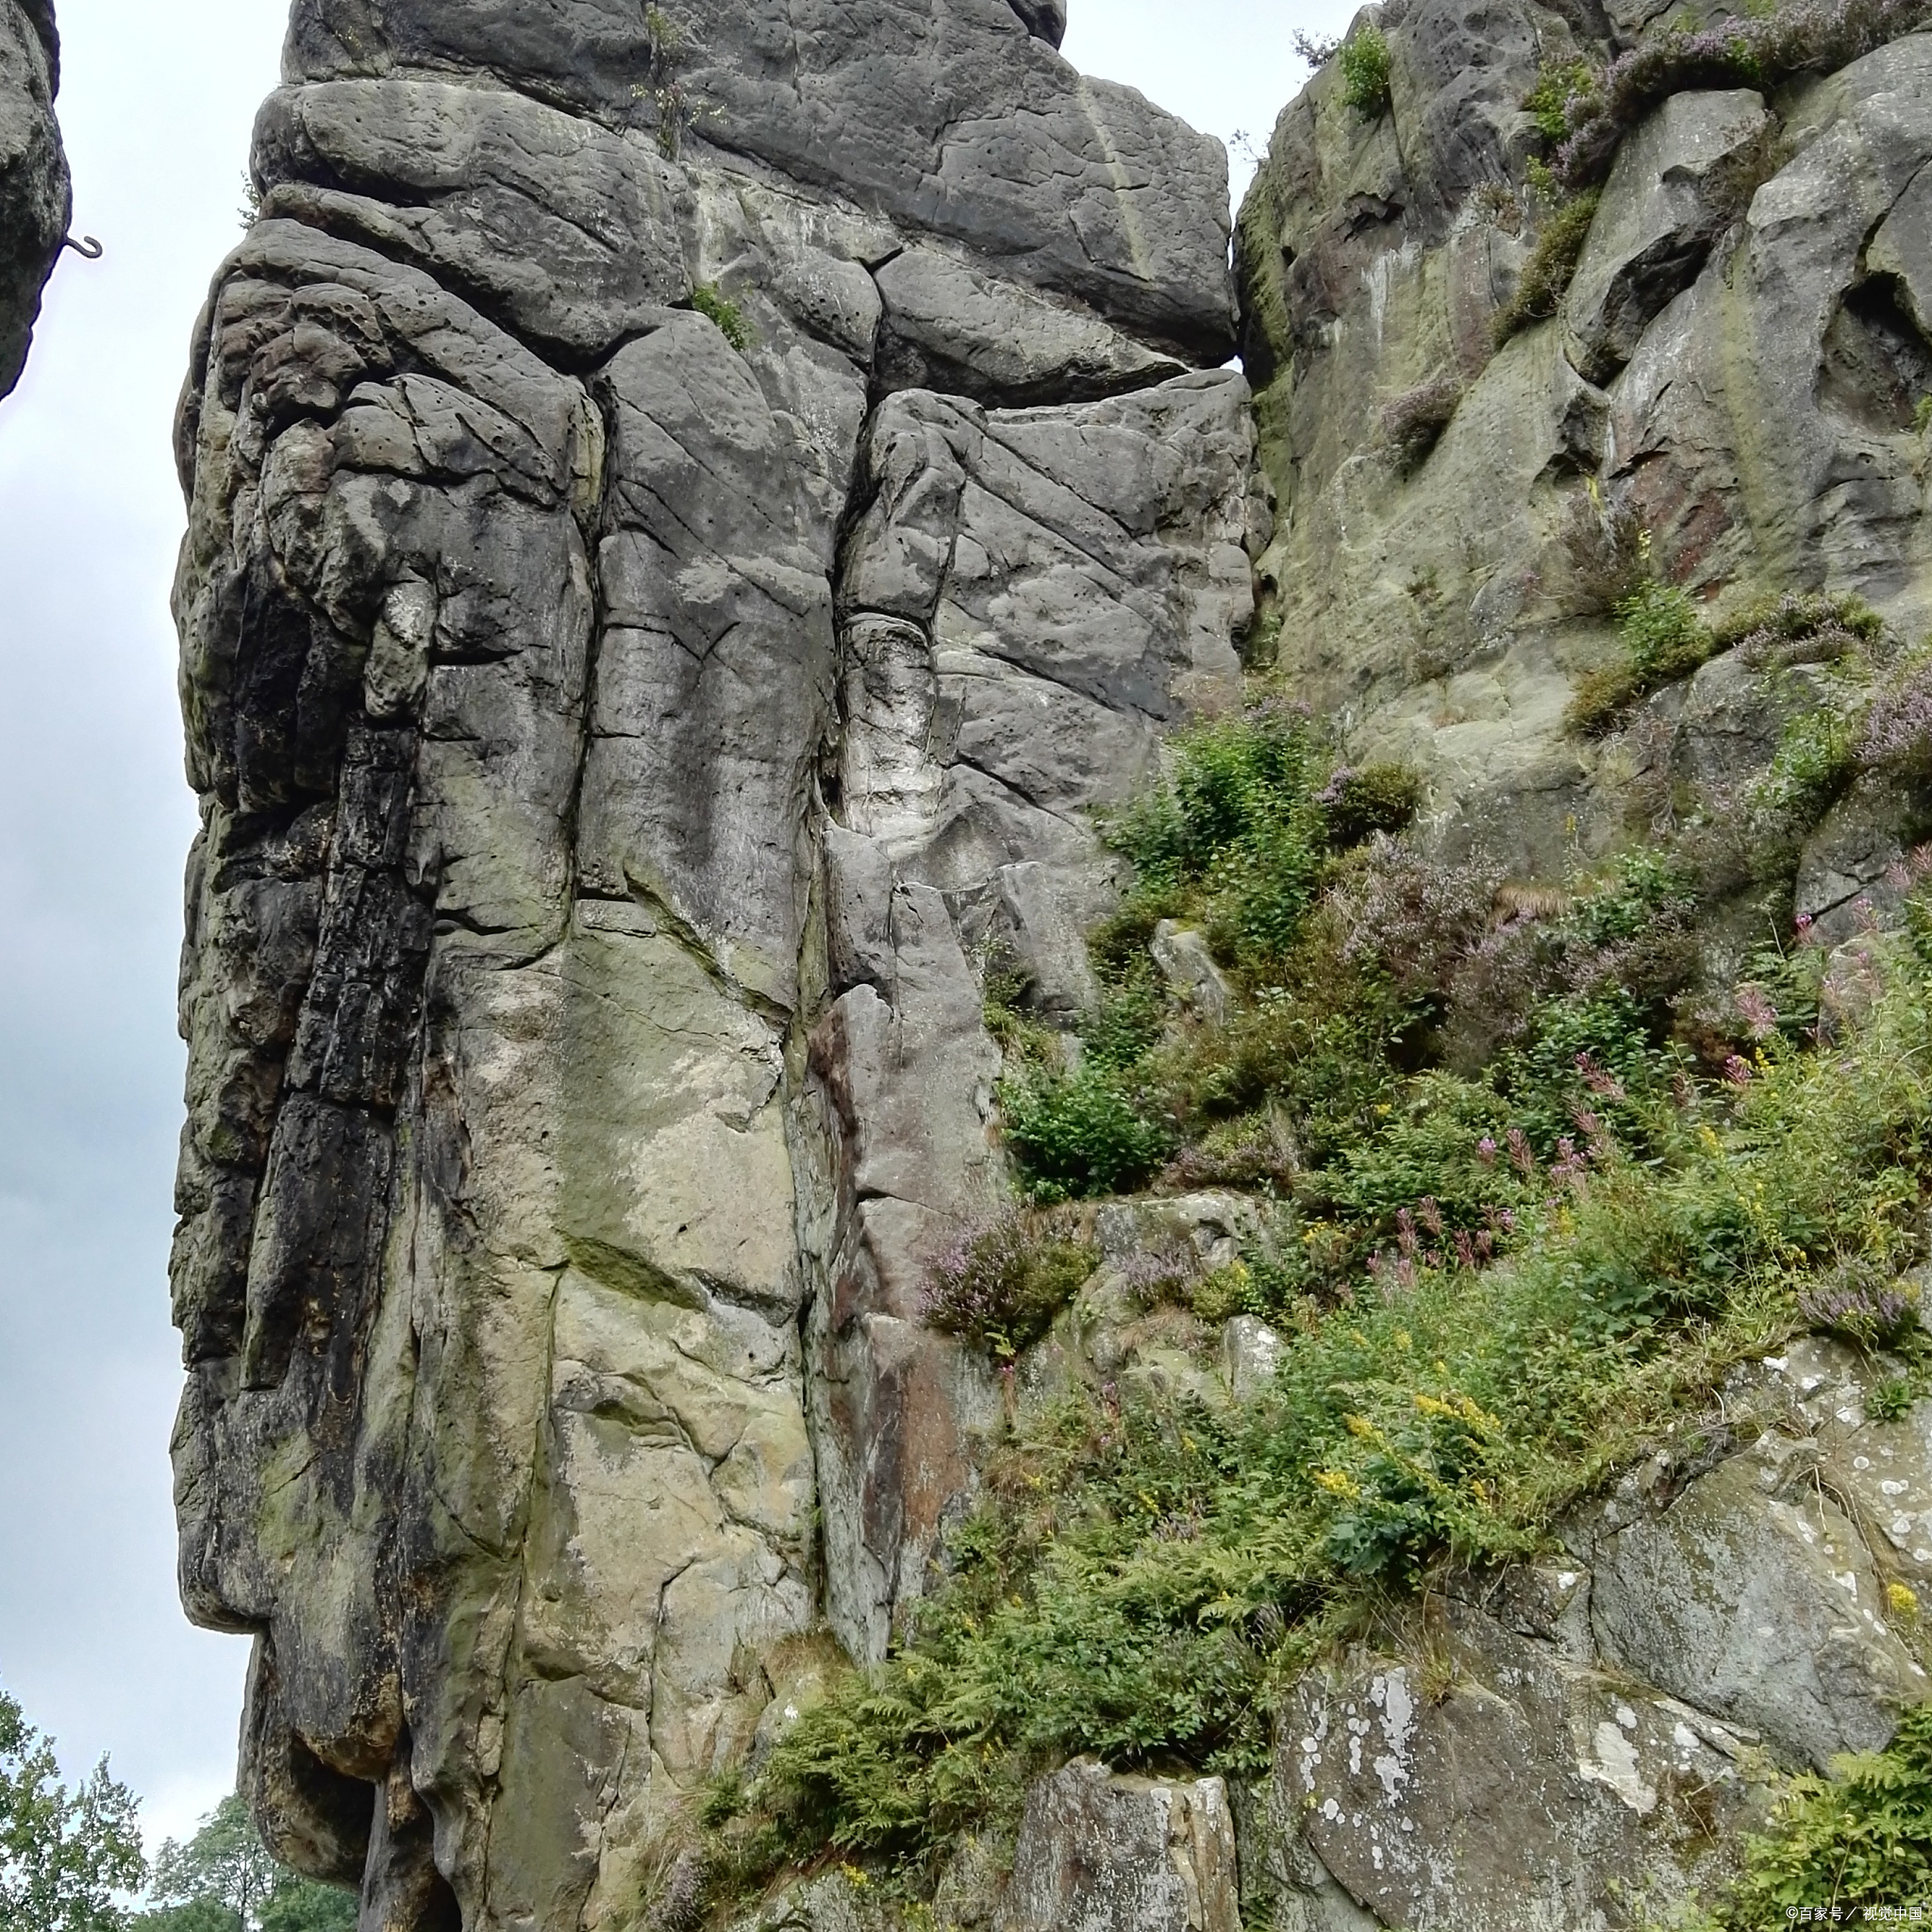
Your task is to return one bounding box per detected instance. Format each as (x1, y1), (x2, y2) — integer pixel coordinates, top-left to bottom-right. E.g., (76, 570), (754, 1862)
(62, 234), (103, 259)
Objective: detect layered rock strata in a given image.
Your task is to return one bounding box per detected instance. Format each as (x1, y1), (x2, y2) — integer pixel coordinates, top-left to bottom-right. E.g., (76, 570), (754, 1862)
(167, 3), (1243, 1925)
(0, 0), (68, 396)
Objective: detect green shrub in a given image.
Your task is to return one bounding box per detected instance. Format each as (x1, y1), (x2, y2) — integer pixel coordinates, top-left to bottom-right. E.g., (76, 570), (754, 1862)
(1106, 704), (1332, 973)
(1567, 570), (1712, 734)
(1492, 191), (1602, 348)
(1000, 1061), (1173, 1201)
(1754, 701), (1860, 819)
(1324, 762), (1424, 845)
(744, 851), (1932, 1880)
(1719, 1703), (1932, 1922)
(1524, 58), (1598, 143)
(1340, 25), (1392, 113)
(691, 282), (753, 350)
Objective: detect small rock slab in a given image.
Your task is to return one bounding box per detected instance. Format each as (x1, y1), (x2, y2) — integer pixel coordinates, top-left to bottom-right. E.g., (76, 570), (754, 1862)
(1564, 88), (1768, 385)
(996, 1759), (1241, 1932)
(1591, 1430), (1924, 1769)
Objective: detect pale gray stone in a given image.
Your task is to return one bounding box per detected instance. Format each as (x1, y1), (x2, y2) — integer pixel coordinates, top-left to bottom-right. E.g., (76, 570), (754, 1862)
(1591, 1435), (1924, 1770)
(253, 78), (691, 360)
(996, 1760), (1241, 1932)
(874, 243), (1184, 406)
(1151, 920), (1232, 1024)
(1221, 1314), (1283, 1403)
(281, 0), (1236, 363)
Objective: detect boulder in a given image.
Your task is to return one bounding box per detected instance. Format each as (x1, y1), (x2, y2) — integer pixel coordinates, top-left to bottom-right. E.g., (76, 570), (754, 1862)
(1262, 1619), (1755, 1932)
(996, 1759), (1241, 1932)
(1563, 89), (1769, 387)
(1151, 921), (1233, 1024)
(1591, 1431), (1924, 1769)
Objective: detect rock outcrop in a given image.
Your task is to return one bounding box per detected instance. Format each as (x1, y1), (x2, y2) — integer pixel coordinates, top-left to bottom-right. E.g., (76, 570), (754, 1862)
(167, 2), (1241, 1924)
(1239, 8), (1932, 872)
(169, 0), (1932, 1924)
(0, 0), (68, 397)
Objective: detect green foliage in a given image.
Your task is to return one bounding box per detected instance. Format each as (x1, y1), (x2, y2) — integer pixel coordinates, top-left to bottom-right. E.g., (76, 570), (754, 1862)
(135, 1796), (351, 1932)
(256, 1883), (355, 1932)
(1720, 1704), (1932, 1921)
(1567, 565), (1713, 734)
(1339, 24), (1392, 113)
(758, 927), (1932, 1868)
(691, 283), (753, 351)
(1492, 190), (1601, 348)
(742, 741), (1932, 1883)
(0, 1691), (144, 1932)
(1709, 588), (1882, 658)
(1105, 705), (1333, 974)
(1754, 701), (1860, 819)
(999, 1059), (1173, 1202)
(1524, 58), (1598, 143)
(1324, 763), (1423, 846)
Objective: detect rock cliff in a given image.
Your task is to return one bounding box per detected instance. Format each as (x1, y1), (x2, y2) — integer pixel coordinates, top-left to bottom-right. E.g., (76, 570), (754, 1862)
(169, 0), (1932, 1926)
(0, 0), (68, 397)
(169, 2), (1245, 1924)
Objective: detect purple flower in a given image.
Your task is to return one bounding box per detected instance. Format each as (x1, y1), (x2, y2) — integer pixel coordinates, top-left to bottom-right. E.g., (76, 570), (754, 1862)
(1476, 1135), (1498, 1166)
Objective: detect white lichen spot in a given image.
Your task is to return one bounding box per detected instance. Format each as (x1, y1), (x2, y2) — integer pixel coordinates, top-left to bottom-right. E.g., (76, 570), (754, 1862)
(1580, 1721), (1658, 1815)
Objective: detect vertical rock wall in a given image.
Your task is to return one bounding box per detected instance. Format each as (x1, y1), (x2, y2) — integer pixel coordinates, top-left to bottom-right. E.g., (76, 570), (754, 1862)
(166, 4), (1248, 1924)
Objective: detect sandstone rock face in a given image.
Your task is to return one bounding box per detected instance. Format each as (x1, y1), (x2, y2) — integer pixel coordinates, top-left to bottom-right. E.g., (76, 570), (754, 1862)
(1238, 18), (1932, 871)
(0, 0), (67, 397)
(167, 5), (1243, 1925)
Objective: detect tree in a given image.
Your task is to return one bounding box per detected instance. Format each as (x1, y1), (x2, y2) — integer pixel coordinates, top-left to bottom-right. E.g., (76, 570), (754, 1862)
(134, 1794), (352, 1932)
(0, 1687), (146, 1932)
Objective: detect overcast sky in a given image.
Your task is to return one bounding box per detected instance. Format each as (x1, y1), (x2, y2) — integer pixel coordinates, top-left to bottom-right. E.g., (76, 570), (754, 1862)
(0, 0), (1347, 1857)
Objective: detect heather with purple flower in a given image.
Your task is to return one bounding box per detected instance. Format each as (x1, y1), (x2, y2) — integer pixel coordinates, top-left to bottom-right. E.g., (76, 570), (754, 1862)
(922, 1208), (1099, 1358)
(1798, 1268), (1921, 1349)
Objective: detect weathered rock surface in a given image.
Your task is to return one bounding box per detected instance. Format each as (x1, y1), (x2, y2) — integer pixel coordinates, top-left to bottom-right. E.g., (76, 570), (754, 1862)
(170, 0), (1932, 1923)
(808, 368), (1252, 1661)
(169, 5), (1243, 1925)
(0, 0), (67, 397)
(1238, 17), (1932, 870)
(995, 1760), (1241, 1932)
(1231, 1338), (1932, 1931)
